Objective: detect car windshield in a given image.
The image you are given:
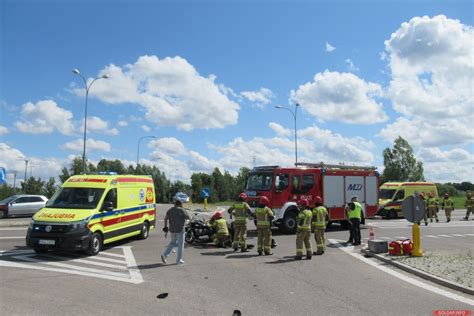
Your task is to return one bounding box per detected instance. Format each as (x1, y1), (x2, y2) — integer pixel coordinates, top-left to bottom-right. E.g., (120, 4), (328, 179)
(0, 195), (18, 204)
(246, 173), (273, 191)
(379, 189), (396, 199)
(45, 188), (105, 209)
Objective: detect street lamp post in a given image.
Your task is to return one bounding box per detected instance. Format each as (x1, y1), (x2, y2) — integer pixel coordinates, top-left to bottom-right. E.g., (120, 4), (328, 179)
(136, 136), (157, 174)
(23, 159), (29, 183)
(72, 68), (109, 173)
(275, 103), (300, 166)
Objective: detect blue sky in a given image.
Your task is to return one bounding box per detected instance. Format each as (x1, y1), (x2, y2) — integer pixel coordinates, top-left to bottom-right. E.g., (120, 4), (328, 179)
(1, 0), (473, 185)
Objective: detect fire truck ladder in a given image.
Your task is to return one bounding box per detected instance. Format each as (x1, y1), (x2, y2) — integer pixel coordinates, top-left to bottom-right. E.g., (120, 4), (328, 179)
(295, 162), (377, 171)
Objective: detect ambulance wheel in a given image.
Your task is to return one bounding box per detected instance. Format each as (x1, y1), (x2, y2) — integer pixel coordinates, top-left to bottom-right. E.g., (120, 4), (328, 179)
(33, 248), (48, 254)
(282, 211), (297, 234)
(86, 232), (102, 256)
(387, 210), (397, 219)
(139, 222), (150, 240)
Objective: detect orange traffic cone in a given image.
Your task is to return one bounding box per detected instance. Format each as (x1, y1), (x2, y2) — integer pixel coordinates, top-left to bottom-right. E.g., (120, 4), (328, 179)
(369, 226), (375, 240)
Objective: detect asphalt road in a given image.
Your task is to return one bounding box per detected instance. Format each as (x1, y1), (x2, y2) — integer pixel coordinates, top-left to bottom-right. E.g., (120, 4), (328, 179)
(0, 205), (472, 315)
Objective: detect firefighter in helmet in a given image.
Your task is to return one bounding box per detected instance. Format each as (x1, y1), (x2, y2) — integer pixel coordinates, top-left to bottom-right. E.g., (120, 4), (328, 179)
(208, 211), (230, 247)
(426, 191), (439, 223)
(441, 193), (454, 223)
(228, 193), (252, 252)
(417, 192), (429, 226)
(312, 196), (328, 255)
(296, 198), (313, 260)
(464, 192), (473, 220)
(254, 196), (274, 255)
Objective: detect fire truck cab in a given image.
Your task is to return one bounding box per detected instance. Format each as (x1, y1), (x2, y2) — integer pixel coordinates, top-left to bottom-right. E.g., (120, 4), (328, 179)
(244, 163), (379, 234)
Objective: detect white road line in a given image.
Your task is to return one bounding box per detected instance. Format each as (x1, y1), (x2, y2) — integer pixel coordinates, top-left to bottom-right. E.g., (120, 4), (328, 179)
(0, 237), (24, 239)
(451, 234), (465, 237)
(424, 235), (439, 238)
(0, 227), (27, 231)
(380, 237), (391, 240)
(45, 254), (128, 270)
(99, 252), (126, 259)
(0, 259), (142, 284)
(395, 236), (408, 239)
(14, 254), (130, 278)
(87, 255), (127, 264)
(0, 250), (33, 256)
(438, 235), (453, 238)
(466, 234), (474, 236)
(122, 246), (143, 283)
(328, 239), (474, 306)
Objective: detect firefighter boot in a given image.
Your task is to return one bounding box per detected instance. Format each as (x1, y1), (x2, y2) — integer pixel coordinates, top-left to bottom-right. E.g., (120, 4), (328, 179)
(306, 253), (312, 260)
(295, 256), (302, 260)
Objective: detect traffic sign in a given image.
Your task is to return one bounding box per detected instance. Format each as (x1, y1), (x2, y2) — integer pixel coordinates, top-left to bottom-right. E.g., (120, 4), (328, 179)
(200, 188), (211, 199)
(402, 195), (425, 223)
(0, 167), (6, 185)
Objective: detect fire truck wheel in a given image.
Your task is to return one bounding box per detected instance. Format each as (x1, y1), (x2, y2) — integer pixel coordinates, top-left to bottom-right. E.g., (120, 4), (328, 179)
(282, 211), (297, 234)
(340, 220), (351, 230)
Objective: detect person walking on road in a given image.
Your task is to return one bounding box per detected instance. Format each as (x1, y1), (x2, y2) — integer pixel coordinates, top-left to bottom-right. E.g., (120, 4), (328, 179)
(312, 196), (328, 255)
(464, 192), (474, 220)
(296, 199), (313, 260)
(441, 193), (454, 223)
(228, 193), (252, 252)
(345, 196), (362, 246)
(161, 195), (191, 265)
(255, 196), (274, 255)
(209, 211), (230, 248)
(427, 192), (439, 223)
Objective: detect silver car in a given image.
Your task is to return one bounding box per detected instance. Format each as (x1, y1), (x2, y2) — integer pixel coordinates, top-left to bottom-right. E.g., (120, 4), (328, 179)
(0, 195), (48, 218)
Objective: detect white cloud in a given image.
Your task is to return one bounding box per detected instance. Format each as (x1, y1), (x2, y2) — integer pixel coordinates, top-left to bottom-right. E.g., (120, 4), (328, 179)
(326, 42), (336, 52)
(381, 15), (474, 147)
(61, 138), (111, 153)
(417, 147), (474, 182)
(0, 143), (64, 185)
(345, 59), (359, 72)
(268, 122), (292, 137)
(14, 100), (74, 135)
(0, 125), (9, 135)
(141, 125), (151, 132)
(149, 137), (187, 156)
(291, 70), (388, 124)
(117, 120), (128, 127)
(86, 116), (119, 136)
(241, 87), (274, 106)
(81, 55), (240, 131)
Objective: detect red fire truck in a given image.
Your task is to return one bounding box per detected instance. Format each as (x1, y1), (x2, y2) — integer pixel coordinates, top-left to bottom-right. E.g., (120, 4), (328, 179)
(244, 163), (379, 233)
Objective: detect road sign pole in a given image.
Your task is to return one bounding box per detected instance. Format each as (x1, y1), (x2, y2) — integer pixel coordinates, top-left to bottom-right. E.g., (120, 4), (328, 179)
(204, 198), (208, 210)
(411, 223), (423, 257)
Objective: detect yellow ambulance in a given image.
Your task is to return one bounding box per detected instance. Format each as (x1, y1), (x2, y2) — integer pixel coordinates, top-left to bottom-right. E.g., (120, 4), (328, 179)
(377, 182), (438, 219)
(26, 173), (156, 255)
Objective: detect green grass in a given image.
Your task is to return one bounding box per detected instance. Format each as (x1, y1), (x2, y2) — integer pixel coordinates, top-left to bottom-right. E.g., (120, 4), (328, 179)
(451, 196), (467, 209)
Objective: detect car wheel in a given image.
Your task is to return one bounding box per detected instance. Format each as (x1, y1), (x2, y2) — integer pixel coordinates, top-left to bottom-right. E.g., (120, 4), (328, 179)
(139, 222), (150, 240)
(0, 210), (6, 219)
(86, 232), (102, 256)
(33, 248), (48, 254)
(282, 211), (297, 234)
(387, 210), (397, 219)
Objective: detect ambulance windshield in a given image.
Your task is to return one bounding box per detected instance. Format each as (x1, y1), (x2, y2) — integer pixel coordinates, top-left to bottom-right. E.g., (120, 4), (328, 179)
(246, 173), (273, 191)
(46, 188), (105, 209)
(379, 188), (396, 200)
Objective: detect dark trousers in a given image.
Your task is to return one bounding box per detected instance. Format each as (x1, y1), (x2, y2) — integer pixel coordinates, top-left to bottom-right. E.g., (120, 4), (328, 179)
(348, 218), (361, 244)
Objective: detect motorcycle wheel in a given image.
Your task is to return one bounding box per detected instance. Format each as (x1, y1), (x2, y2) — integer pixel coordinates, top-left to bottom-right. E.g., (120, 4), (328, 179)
(185, 230), (195, 244)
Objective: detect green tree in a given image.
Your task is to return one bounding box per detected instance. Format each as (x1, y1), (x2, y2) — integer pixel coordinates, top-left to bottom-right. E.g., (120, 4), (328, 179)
(233, 167), (250, 199)
(96, 159), (127, 174)
(0, 184), (18, 200)
(436, 183), (459, 197)
(381, 136), (425, 183)
(59, 156), (83, 183)
(21, 177), (45, 195)
(42, 177), (58, 198)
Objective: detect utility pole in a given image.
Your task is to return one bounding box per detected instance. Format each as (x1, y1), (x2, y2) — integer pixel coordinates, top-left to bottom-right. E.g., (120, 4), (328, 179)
(23, 160), (29, 183)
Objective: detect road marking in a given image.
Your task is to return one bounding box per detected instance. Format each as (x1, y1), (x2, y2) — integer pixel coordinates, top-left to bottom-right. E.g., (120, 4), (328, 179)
(451, 234), (465, 237)
(424, 235), (439, 238)
(85, 255), (127, 264)
(380, 237), (391, 240)
(437, 235), (453, 238)
(466, 234), (474, 236)
(0, 246), (143, 284)
(328, 239), (474, 306)
(0, 227), (27, 231)
(395, 236), (408, 239)
(99, 252), (126, 259)
(0, 237), (24, 239)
